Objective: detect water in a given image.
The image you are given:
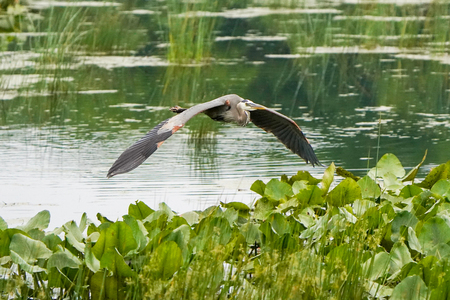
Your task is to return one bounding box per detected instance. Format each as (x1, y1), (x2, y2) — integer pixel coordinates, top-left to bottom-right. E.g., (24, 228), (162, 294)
(1, 1), (450, 228)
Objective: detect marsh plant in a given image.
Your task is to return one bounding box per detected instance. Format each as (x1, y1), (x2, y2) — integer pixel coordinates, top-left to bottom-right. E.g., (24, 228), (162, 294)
(166, 0), (219, 64)
(1, 153), (450, 299)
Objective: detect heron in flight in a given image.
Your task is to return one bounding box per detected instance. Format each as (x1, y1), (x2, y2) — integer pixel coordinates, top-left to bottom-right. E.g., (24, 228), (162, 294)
(107, 94), (320, 178)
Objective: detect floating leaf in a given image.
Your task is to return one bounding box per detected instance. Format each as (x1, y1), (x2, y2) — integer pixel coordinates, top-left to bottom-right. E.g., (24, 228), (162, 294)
(264, 179), (293, 201)
(358, 176), (381, 199)
(402, 150), (427, 182)
(321, 163), (335, 195)
(250, 180), (266, 196)
(327, 178), (361, 207)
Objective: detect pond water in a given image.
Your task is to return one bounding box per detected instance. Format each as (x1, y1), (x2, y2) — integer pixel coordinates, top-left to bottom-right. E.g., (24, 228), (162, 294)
(1, 2), (450, 228)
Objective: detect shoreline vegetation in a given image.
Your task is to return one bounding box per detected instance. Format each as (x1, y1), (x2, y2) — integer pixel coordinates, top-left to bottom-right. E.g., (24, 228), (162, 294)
(1, 153), (450, 299)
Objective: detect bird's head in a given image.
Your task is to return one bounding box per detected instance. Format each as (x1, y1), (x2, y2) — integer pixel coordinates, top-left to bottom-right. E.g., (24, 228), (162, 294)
(238, 99), (267, 111)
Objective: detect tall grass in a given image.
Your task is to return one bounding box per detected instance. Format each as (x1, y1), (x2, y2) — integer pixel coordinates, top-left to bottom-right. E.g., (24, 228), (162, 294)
(166, 0), (219, 64)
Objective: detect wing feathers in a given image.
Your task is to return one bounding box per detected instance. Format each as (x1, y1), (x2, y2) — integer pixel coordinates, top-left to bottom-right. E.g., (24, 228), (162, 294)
(107, 119), (173, 178)
(107, 95), (236, 177)
(249, 109), (320, 166)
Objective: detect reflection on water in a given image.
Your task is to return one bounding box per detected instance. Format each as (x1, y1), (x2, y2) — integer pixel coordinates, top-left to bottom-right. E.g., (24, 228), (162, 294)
(1, 0), (450, 228)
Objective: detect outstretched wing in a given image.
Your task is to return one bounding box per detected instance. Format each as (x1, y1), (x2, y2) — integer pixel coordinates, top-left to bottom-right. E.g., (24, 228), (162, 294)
(107, 95), (234, 178)
(249, 107), (321, 166)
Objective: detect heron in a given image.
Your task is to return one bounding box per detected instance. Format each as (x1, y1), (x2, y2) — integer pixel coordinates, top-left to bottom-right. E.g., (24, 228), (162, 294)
(107, 94), (320, 178)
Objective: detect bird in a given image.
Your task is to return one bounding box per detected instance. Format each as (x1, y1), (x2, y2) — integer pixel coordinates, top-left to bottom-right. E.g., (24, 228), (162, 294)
(107, 94), (320, 178)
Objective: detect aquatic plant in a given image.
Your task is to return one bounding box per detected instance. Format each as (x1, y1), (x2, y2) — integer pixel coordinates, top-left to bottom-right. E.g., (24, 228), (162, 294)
(1, 153), (450, 299)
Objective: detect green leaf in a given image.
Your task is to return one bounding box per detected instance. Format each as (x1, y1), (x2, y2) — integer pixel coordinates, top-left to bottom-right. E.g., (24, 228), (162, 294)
(390, 275), (428, 300)
(431, 179), (450, 198)
(358, 176), (381, 199)
(115, 221), (138, 256)
(100, 248), (135, 278)
(400, 185), (423, 198)
(391, 211), (418, 243)
(165, 224), (191, 262)
(418, 163), (449, 189)
(221, 202), (250, 218)
(241, 222), (260, 244)
(0, 217), (7, 231)
(326, 178), (361, 207)
(352, 200), (377, 218)
(264, 179), (293, 201)
(253, 197), (276, 220)
(85, 241), (100, 273)
(383, 172), (404, 191)
(402, 150), (427, 182)
(390, 242), (413, 275)
(292, 180), (308, 195)
(369, 153), (405, 178)
(122, 215), (148, 253)
(153, 241), (183, 280)
(418, 217), (450, 254)
(297, 185), (323, 206)
(64, 221), (85, 253)
(270, 213), (290, 236)
(407, 227), (423, 253)
(180, 211), (199, 226)
(9, 234), (52, 264)
(47, 250), (82, 269)
(321, 163), (335, 195)
(128, 201), (154, 220)
(250, 180), (266, 196)
(363, 251), (390, 281)
(10, 250), (46, 273)
(18, 210), (50, 232)
(290, 170), (321, 185)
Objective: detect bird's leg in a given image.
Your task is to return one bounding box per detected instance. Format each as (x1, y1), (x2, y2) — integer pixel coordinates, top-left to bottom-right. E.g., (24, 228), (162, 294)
(170, 105), (187, 114)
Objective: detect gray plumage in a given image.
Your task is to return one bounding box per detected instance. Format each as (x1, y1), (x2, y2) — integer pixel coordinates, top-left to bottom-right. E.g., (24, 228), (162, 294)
(107, 94), (320, 178)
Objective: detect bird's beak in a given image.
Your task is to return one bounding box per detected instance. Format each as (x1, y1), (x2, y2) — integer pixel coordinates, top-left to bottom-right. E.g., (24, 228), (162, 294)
(243, 100), (266, 111)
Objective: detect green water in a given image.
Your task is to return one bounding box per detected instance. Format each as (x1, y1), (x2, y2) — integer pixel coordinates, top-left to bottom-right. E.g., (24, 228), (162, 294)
(0, 1), (449, 227)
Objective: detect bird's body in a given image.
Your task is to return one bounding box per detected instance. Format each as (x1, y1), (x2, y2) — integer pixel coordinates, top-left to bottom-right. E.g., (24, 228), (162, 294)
(107, 94), (320, 178)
